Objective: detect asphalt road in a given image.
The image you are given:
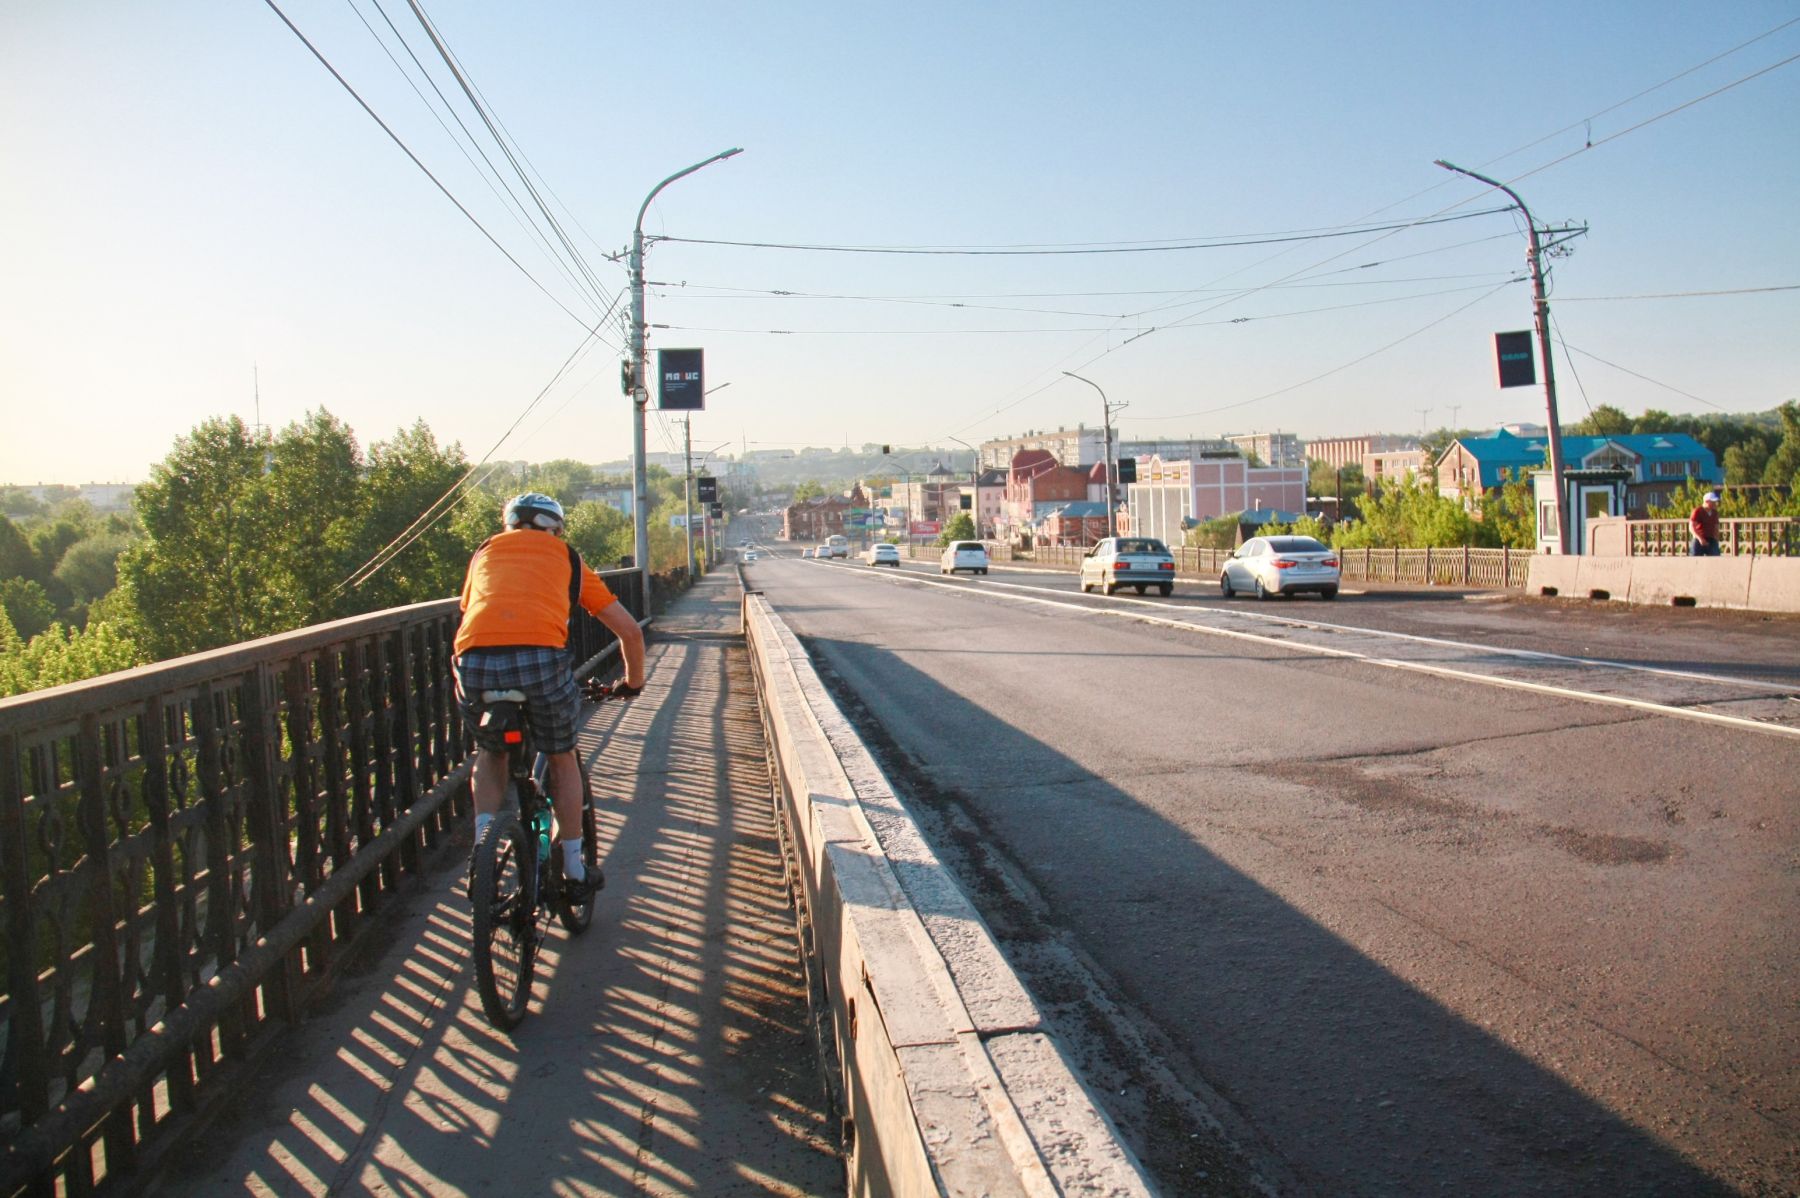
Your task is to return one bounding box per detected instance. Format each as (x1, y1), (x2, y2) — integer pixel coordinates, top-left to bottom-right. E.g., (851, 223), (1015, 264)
(745, 546), (1799, 1197)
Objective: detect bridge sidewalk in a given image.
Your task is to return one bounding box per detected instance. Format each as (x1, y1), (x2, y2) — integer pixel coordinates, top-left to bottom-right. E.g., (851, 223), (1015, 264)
(151, 571), (842, 1198)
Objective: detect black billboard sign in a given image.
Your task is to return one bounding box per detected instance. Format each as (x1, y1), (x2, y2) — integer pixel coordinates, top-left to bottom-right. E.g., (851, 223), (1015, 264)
(1494, 331), (1535, 389)
(1117, 456), (1137, 484)
(657, 348), (705, 409)
(697, 476), (717, 503)
(710, 503), (723, 519)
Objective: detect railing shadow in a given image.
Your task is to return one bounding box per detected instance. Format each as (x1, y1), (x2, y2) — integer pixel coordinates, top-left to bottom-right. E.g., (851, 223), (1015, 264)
(800, 635), (1748, 1196)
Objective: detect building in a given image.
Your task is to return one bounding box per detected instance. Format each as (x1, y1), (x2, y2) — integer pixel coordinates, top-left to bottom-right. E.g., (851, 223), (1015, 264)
(1362, 448), (1426, 488)
(1040, 502), (1109, 547)
(1307, 434), (1417, 471)
(1435, 430), (1721, 515)
(1125, 455), (1308, 545)
(997, 449), (1089, 545)
(1224, 431), (1304, 468)
(978, 427), (1107, 472)
(782, 483), (871, 542)
(972, 468), (1006, 539)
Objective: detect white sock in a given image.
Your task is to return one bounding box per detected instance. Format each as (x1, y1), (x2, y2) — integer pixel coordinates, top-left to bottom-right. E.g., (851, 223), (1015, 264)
(561, 838), (584, 880)
(474, 812), (495, 843)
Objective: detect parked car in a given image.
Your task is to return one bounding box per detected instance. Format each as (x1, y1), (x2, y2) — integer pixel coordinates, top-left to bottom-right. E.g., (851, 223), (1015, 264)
(863, 543), (900, 567)
(1079, 537), (1176, 596)
(800, 547), (814, 559)
(940, 540), (989, 575)
(1219, 535), (1340, 599)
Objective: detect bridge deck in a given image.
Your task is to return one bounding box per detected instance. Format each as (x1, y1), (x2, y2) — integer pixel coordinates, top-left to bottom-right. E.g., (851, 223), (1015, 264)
(149, 572), (842, 1197)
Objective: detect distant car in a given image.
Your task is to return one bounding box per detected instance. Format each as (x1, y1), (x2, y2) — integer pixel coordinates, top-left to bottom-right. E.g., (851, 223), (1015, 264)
(1220, 535), (1340, 600)
(823, 535), (850, 558)
(1080, 537), (1176, 596)
(800, 547), (814, 559)
(814, 544), (833, 559)
(940, 541), (989, 575)
(863, 543), (901, 567)
(743, 550), (759, 562)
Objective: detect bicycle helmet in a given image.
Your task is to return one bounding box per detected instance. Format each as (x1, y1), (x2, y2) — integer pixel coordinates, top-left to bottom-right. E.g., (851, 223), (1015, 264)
(503, 492), (565, 532)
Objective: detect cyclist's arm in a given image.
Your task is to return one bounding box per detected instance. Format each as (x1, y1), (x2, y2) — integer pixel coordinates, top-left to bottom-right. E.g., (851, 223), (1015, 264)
(595, 600), (646, 689)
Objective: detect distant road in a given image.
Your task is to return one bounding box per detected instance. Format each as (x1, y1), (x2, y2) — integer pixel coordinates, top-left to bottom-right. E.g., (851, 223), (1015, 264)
(749, 553), (1799, 1195)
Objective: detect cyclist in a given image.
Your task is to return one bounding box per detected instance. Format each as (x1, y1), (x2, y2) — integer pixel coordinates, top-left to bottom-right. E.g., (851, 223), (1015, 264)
(452, 493), (646, 900)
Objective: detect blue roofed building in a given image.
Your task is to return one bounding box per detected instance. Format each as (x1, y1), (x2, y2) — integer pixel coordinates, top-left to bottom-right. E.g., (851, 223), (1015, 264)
(1435, 430), (1721, 517)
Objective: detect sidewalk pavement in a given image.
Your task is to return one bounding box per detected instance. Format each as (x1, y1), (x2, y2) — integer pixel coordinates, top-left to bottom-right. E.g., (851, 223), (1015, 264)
(151, 571), (843, 1198)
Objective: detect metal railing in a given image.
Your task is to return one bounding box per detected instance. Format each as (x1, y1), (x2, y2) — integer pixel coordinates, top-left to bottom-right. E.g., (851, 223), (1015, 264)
(988, 542), (1531, 588)
(0, 570), (646, 1196)
(1627, 517), (1796, 557)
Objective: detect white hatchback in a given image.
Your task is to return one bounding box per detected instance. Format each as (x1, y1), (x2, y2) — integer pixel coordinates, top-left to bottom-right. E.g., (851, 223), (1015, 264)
(940, 541), (989, 575)
(863, 543), (900, 567)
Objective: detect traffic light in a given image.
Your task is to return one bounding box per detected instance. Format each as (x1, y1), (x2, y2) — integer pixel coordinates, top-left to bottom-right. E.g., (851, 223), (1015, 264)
(697, 476), (717, 503)
(1117, 457), (1137, 484)
(881, 444), (891, 456)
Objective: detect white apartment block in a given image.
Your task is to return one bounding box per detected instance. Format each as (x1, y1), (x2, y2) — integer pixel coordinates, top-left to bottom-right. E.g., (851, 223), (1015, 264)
(1223, 431), (1305, 468)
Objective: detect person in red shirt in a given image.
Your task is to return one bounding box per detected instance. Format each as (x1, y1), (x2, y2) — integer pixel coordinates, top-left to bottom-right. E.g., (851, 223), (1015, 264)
(1689, 490), (1722, 556)
(454, 493), (645, 898)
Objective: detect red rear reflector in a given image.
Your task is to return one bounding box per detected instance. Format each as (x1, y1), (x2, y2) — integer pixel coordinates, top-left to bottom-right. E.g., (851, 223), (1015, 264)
(503, 730), (523, 744)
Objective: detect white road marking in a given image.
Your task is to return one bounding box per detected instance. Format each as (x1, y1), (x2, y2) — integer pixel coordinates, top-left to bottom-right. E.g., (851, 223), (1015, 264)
(800, 556), (1800, 740)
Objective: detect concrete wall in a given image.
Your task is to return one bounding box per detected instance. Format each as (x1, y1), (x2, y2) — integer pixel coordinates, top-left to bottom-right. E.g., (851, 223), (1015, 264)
(744, 596), (1155, 1197)
(1527, 553), (1800, 613)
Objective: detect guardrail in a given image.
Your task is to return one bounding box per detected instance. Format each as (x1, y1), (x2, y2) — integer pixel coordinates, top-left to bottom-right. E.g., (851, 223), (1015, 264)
(0, 570), (646, 1196)
(1627, 517), (1795, 557)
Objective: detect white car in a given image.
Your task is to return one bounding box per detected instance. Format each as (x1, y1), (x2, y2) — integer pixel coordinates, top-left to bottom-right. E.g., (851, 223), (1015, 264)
(863, 543), (900, 567)
(743, 550), (759, 562)
(940, 541), (989, 575)
(1220, 535), (1341, 600)
(800, 547), (814, 559)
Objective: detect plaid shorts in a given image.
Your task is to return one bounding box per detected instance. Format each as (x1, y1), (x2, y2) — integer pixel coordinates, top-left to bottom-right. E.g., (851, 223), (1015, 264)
(454, 647), (579, 754)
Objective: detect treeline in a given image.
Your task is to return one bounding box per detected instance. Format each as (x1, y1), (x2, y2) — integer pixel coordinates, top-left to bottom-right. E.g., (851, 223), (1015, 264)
(0, 409), (724, 698)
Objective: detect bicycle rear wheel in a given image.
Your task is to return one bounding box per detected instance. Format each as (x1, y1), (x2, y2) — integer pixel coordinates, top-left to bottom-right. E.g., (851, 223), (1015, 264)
(471, 812), (537, 1030)
(556, 769), (601, 934)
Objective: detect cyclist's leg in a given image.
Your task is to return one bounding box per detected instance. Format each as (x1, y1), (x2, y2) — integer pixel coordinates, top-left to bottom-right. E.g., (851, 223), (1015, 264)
(471, 749), (509, 814)
(512, 649), (590, 887)
(546, 750), (584, 841)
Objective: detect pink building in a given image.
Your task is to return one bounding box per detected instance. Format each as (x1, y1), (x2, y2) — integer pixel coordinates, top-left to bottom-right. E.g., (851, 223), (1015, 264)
(1124, 455), (1306, 544)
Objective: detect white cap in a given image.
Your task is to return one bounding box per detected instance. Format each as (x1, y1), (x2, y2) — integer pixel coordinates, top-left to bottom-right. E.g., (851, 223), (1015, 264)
(1704, 491), (1721, 502)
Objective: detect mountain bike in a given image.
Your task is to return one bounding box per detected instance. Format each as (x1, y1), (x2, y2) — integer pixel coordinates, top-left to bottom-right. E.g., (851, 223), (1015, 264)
(468, 677), (637, 1030)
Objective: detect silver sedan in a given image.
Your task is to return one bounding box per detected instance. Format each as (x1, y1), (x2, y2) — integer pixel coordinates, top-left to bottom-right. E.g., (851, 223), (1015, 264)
(1220, 535), (1341, 599)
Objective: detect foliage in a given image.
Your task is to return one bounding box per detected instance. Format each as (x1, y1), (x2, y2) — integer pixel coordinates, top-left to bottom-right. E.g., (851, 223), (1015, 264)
(1571, 404), (1633, 436)
(1330, 476), (1483, 549)
(1723, 436), (1771, 486)
(0, 578), (57, 641)
(1306, 459), (1363, 498)
(0, 618), (143, 698)
(1477, 470), (1538, 549)
(352, 421), (474, 610)
(1761, 401), (1800, 489)
(937, 512), (974, 546)
(0, 518), (35, 582)
(790, 480), (826, 502)
(1253, 514), (1330, 542)
(1185, 514), (1240, 550)
(565, 500), (634, 570)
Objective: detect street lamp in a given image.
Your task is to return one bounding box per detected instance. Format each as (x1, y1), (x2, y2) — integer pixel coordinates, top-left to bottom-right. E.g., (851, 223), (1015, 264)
(880, 451), (912, 554)
(1434, 159), (1583, 555)
(681, 384), (732, 577)
(947, 435), (980, 540)
(629, 148), (743, 585)
(1062, 371), (1126, 541)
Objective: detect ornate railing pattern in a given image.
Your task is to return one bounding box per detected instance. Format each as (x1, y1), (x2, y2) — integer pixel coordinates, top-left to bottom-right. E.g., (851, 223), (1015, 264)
(0, 570), (646, 1196)
(1628, 517), (1795, 557)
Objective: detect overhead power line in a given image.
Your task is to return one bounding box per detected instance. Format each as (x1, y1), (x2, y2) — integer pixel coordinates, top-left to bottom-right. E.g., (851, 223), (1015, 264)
(654, 208), (1513, 256)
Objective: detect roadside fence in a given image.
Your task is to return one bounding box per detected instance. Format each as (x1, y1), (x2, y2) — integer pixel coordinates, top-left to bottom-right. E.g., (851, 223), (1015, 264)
(0, 569), (647, 1196)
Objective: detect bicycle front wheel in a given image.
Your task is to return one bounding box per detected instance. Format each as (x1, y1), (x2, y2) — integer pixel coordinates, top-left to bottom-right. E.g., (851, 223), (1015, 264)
(471, 812), (537, 1030)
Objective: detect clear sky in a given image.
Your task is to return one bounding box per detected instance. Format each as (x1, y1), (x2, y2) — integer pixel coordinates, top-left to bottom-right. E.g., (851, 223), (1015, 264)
(3, 1), (1796, 484)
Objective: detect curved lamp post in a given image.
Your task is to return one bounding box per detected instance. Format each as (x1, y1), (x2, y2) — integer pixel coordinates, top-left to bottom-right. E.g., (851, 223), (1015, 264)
(629, 148), (742, 583)
(1062, 371), (1124, 541)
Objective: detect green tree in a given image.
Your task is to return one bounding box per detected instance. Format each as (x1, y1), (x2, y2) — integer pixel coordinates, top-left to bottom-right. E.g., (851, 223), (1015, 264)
(565, 500), (633, 569)
(1306, 459), (1363, 498)
(1185, 514), (1240, 550)
(937, 512), (974, 546)
(119, 415), (274, 658)
(353, 422), (473, 608)
(1723, 436), (1771, 486)
(0, 578), (56, 640)
(1331, 476), (1479, 549)
(0, 517), (34, 582)
(1759, 401), (1800, 488)
(1479, 470), (1538, 549)
(260, 409), (366, 628)
(53, 531), (133, 608)
(1572, 404), (1632, 436)
(0, 618), (143, 698)
(791, 480), (825, 502)
(526, 459), (594, 508)
(0, 488), (47, 519)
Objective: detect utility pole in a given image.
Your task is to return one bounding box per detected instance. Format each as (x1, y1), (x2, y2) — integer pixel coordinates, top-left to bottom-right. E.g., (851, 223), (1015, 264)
(628, 148), (742, 583)
(1436, 159), (1586, 555)
(1417, 407), (1433, 437)
(1063, 372), (1125, 540)
(682, 417), (696, 578)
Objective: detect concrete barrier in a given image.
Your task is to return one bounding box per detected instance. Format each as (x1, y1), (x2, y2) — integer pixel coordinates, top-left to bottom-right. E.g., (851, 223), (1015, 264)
(1572, 555), (1634, 601)
(1526, 553), (1580, 597)
(1747, 557), (1800, 613)
(1627, 556), (1754, 608)
(744, 595), (1155, 1197)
